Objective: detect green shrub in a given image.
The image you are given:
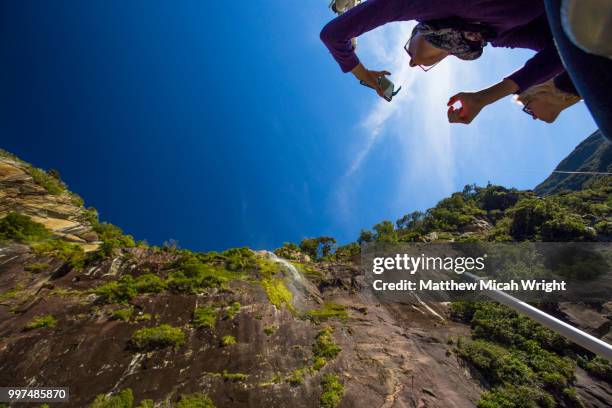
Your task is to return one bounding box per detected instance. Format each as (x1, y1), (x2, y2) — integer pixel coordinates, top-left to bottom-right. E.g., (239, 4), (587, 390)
(90, 222), (135, 258)
(32, 239), (86, 269)
(90, 389), (134, 408)
(69, 192), (84, 207)
(166, 270), (205, 294)
(578, 356), (612, 382)
(287, 368), (305, 386)
(508, 198), (557, 239)
(456, 340), (533, 385)
(327, 242), (360, 262)
(221, 335), (236, 346)
(95, 222), (135, 247)
(94, 274), (162, 305)
(111, 307), (134, 322)
(320, 374), (345, 408)
(424, 193), (484, 232)
(94, 276), (138, 304)
(305, 302), (348, 323)
(263, 325), (276, 336)
(195, 247), (256, 273)
(131, 324), (185, 350)
(312, 356), (327, 371)
(478, 384), (554, 408)
(222, 370), (248, 382)
(192, 306), (217, 329)
(0, 287), (21, 302)
(0, 213), (50, 242)
(540, 213), (592, 241)
(299, 237), (337, 260)
(505, 197), (594, 241)
(25, 314), (57, 330)
(259, 374), (283, 387)
(134, 273), (166, 293)
(477, 186), (522, 211)
(313, 327), (341, 360)
(25, 262), (50, 272)
(219, 247), (257, 272)
(458, 302), (569, 352)
(274, 242), (303, 260)
(28, 167), (65, 194)
(453, 301), (580, 407)
(562, 387), (584, 407)
(225, 301), (241, 319)
(176, 393), (215, 408)
(358, 229), (374, 244)
(166, 259), (232, 294)
(456, 336), (576, 406)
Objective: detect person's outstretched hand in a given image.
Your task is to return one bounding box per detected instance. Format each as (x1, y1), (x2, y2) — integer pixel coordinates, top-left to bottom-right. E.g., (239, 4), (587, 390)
(447, 92), (486, 124)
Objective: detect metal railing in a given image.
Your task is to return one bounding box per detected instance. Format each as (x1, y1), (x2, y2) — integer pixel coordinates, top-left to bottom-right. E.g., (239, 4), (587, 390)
(464, 272), (612, 360)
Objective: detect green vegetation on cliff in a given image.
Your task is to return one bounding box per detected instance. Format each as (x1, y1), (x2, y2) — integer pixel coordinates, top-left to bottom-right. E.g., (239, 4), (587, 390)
(256, 256), (294, 312)
(131, 324), (185, 350)
(111, 307), (134, 322)
(271, 178), (610, 407)
(313, 327), (341, 360)
(192, 306), (217, 329)
(0, 212), (50, 243)
(452, 302), (581, 407)
(305, 302), (348, 323)
(176, 393), (216, 408)
(25, 314), (57, 330)
(578, 355), (612, 382)
(33, 239), (86, 269)
(90, 388), (134, 408)
(88, 389), (216, 408)
(276, 179), (609, 259)
(165, 249), (251, 293)
(320, 374), (345, 408)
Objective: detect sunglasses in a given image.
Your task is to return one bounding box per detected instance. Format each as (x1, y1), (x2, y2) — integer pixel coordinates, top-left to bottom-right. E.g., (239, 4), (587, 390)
(404, 36), (440, 72)
(522, 104), (536, 119)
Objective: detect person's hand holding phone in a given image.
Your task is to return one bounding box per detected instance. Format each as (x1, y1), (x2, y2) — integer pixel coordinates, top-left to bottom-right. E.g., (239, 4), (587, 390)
(365, 70), (392, 98)
(351, 63), (391, 99)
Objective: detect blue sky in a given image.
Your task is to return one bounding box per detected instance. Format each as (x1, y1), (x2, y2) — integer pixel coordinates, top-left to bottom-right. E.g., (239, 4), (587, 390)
(0, 1), (597, 251)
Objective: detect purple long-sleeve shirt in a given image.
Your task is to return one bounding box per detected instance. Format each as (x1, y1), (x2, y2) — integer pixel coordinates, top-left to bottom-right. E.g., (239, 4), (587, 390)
(320, 0), (564, 93)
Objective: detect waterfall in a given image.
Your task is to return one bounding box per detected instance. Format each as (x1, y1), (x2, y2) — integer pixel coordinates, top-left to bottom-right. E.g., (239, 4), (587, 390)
(264, 251), (303, 284)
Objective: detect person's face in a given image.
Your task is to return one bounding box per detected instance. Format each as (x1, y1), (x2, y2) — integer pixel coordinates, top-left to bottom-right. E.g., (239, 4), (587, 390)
(407, 32), (449, 68)
(524, 99), (560, 123)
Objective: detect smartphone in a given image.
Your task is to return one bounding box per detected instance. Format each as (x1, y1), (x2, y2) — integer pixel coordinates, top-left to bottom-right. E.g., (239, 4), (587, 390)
(360, 76), (399, 102)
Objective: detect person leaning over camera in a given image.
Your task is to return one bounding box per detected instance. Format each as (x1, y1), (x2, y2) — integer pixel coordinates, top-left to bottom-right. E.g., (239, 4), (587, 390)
(320, 0), (565, 125)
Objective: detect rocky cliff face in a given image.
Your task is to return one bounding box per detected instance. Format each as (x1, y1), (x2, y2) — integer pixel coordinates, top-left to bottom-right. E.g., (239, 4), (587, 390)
(0, 150), (610, 408)
(0, 152), (100, 251)
(0, 152), (485, 408)
(0, 241), (489, 408)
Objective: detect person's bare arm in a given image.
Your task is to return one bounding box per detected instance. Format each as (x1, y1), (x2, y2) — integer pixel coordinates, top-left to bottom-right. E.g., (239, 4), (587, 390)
(447, 79), (519, 124)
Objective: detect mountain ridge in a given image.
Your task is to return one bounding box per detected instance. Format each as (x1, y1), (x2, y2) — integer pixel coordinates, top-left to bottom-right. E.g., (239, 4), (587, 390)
(535, 131), (612, 195)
